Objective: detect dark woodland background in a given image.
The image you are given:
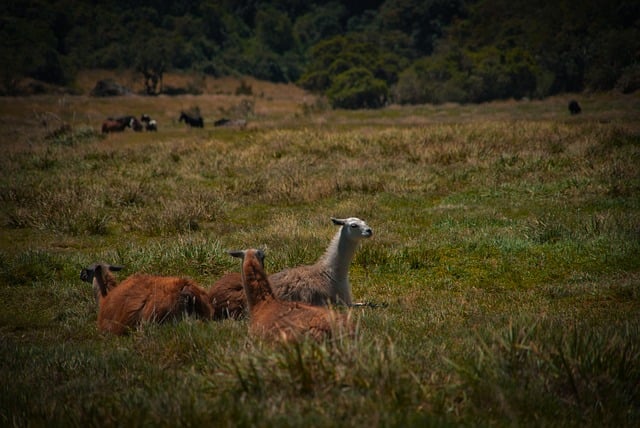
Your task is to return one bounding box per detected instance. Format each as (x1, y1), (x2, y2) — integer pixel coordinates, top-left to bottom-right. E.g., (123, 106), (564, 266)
(1, 0), (638, 107)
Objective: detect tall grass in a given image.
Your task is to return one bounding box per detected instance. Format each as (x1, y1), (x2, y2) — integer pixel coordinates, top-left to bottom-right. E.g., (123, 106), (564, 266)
(1, 88), (639, 426)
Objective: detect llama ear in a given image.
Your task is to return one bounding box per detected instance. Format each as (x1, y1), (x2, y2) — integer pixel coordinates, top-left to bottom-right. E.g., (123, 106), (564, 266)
(331, 217), (345, 226)
(228, 250), (245, 259)
(109, 265), (124, 272)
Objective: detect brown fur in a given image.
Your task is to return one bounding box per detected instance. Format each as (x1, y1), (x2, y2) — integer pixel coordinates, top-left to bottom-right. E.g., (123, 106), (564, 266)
(208, 272), (245, 319)
(101, 119), (127, 133)
(86, 264), (213, 335)
(230, 249), (353, 343)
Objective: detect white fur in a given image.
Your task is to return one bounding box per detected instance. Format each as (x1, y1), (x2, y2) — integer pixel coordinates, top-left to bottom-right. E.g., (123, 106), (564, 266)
(269, 217), (373, 305)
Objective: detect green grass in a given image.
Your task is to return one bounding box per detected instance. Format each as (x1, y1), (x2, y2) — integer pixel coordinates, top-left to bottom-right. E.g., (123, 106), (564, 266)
(1, 89), (639, 427)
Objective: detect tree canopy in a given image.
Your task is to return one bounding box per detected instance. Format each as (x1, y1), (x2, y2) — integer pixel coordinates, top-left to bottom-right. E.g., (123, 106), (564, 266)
(1, 0), (638, 106)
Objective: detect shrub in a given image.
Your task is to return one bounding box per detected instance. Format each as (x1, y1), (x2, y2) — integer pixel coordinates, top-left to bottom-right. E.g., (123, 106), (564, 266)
(326, 68), (388, 109)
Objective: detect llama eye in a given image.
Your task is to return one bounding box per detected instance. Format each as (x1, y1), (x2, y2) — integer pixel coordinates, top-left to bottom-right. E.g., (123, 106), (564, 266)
(350, 223), (358, 228)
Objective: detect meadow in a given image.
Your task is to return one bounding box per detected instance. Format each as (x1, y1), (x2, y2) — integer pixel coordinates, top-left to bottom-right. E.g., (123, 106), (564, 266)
(1, 73), (639, 427)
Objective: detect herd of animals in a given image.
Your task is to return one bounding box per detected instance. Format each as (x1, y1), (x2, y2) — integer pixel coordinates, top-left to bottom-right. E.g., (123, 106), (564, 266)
(101, 101), (581, 134)
(101, 111), (247, 133)
(80, 217), (373, 343)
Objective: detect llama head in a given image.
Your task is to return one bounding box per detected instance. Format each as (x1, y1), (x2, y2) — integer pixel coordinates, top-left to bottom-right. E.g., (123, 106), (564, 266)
(229, 249), (265, 267)
(80, 263), (124, 301)
(331, 217), (373, 242)
(80, 263), (124, 284)
(229, 249), (270, 303)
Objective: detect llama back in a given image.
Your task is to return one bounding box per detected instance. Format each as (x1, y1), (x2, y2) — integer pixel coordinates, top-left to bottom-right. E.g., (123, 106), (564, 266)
(98, 274), (212, 334)
(269, 265), (337, 305)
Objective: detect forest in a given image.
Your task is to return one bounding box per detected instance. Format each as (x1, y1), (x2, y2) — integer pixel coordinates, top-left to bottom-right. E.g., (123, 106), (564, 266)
(1, 0), (638, 107)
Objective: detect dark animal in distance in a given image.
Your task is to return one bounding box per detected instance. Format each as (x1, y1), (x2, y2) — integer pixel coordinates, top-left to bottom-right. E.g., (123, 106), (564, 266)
(102, 115), (139, 133)
(130, 117), (143, 132)
(101, 119), (128, 133)
(140, 114), (157, 131)
(568, 100), (581, 115)
(179, 112), (204, 128)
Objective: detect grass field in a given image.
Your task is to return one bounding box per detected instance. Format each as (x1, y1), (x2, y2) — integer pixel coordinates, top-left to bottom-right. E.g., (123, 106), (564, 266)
(1, 74), (639, 427)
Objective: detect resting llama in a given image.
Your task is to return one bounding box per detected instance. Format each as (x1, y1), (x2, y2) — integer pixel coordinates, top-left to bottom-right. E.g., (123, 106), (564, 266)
(230, 248), (354, 342)
(80, 262), (213, 335)
(208, 216), (373, 319)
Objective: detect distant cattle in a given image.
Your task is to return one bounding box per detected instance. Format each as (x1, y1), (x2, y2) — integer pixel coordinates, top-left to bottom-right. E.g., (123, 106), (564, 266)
(140, 114), (157, 131)
(568, 100), (582, 115)
(101, 119), (128, 133)
(130, 117), (143, 132)
(179, 112), (204, 128)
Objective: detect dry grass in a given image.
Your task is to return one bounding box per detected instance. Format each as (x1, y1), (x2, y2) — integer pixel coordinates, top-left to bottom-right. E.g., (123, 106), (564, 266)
(0, 78), (639, 426)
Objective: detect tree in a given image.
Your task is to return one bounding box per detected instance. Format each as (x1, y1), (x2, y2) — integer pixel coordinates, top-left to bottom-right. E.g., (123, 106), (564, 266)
(134, 35), (168, 95)
(327, 67), (388, 109)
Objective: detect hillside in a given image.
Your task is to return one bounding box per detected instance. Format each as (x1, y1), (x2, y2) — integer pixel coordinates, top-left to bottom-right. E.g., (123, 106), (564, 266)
(1, 0), (638, 106)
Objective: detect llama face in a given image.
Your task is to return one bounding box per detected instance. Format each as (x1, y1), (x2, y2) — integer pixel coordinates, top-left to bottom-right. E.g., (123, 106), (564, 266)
(333, 217), (373, 241)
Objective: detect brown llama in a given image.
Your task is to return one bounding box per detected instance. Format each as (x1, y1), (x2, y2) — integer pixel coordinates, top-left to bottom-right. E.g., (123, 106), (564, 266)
(81, 263), (213, 335)
(229, 249), (354, 343)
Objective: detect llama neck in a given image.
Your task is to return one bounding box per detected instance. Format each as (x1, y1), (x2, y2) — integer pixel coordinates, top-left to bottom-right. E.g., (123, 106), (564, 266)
(242, 263), (275, 311)
(95, 272), (118, 303)
(318, 228), (358, 302)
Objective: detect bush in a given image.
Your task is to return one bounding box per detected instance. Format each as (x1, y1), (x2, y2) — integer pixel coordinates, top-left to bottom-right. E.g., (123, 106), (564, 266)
(326, 68), (388, 109)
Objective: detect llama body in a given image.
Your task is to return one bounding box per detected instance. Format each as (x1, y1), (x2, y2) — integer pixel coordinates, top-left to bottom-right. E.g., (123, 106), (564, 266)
(230, 249), (353, 342)
(208, 272), (245, 319)
(81, 263), (213, 335)
(208, 217), (373, 318)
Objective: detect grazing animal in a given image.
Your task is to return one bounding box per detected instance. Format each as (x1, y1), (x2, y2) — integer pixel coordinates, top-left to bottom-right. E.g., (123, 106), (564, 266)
(101, 119), (128, 133)
(214, 118), (247, 128)
(101, 115), (138, 133)
(110, 115), (136, 127)
(130, 117), (143, 132)
(230, 248), (354, 343)
(140, 114), (157, 131)
(179, 112), (204, 128)
(208, 217), (373, 318)
(568, 100), (582, 115)
(80, 262), (213, 335)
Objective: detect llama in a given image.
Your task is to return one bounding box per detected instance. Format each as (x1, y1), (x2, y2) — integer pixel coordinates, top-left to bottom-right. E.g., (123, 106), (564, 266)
(229, 248), (354, 343)
(208, 217), (373, 318)
(208, 272), (245, 319)
(140, 114), (157, 131)
(179, 112), (204, 128)
(81, 262), (213, 335)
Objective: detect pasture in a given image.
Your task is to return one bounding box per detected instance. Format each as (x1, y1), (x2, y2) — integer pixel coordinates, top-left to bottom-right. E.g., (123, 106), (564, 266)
(1, 76), (639, 427)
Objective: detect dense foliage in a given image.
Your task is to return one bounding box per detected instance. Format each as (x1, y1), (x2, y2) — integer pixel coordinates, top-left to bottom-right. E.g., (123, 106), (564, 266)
(1, 0), (638, 106)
